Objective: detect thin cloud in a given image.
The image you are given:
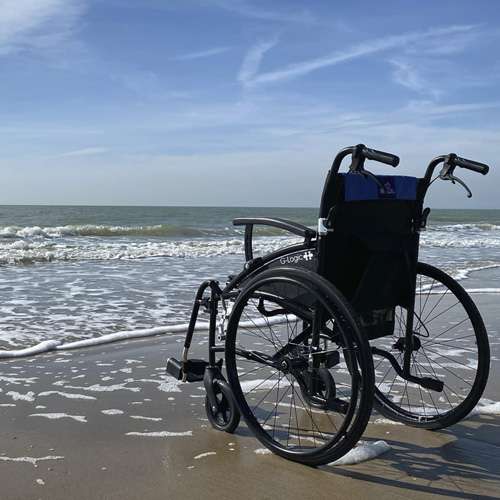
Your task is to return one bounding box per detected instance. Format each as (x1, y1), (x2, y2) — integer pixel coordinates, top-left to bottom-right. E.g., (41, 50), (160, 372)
(172, 46), (231, 61)
(210, 0), (315, 24)
(57, 147), (109, 158)
(245, 25), (479, 86)
(405, 100), (500, 116)
(390, 59), (442, 100)
(238, 37), (278, 85)
(0, 0), (85, 56)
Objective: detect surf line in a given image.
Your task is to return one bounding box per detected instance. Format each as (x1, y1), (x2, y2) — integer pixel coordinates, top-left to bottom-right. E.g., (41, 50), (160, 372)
(0, 316), (293, 360)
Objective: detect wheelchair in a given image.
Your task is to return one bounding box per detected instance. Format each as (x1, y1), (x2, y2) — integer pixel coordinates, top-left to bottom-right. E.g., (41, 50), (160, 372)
(167, 144), (491, 466)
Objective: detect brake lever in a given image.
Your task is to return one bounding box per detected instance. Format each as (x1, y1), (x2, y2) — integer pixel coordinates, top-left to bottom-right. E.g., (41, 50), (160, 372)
(449, 174), (472, 198)
(439, 159), (473, 198)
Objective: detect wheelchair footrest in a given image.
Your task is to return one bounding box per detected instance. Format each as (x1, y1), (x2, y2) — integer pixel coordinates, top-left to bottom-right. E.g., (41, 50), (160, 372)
(166, 358), (208, 382)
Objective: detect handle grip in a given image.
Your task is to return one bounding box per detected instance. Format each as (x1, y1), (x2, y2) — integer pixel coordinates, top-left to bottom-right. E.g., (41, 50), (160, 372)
(454, 156), (489, 175)
(362, 147), (400, 167)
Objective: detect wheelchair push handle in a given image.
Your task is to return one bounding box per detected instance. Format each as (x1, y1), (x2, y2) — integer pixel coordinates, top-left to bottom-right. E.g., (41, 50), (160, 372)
(362, 146), (400, 167)
(453, 155), (489, 175)
(330, 144), (400, 174)
(424, 153), (491, 182)
(422, 153), (492, 199)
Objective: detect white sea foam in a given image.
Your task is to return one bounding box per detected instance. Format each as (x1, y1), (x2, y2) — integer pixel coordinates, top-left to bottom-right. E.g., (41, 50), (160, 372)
(38, 391), (96, 400)
(0, 341), (62, 359)
(3, 222), (500, 267)
(157, 379), (183, 393)
(0, 375), (38, 384)
(240, 378), (291, 392)
(0, 223), (244, 239)
(130, 415), (162, 422)
(193, 451), (216, 459)
(126, 431), (192, 437)
(0, 455), (64, 466)
(29, 413), (87, 423)
(101, 409), (124, 415)
(6, 391), (35, 402)
(0, 315), (290, 359)
(464, 288), (500, 294)
(372, 417), (404, 425)
(469, 401), (500, 417)
(330, 440), (391, 466)
(62, 383), (140, 393)
(254, 448), (272, 455)
(0, 233), (296, 265)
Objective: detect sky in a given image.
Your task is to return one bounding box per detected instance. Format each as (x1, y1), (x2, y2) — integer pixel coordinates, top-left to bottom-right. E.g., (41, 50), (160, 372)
(0, 0), (499, 207)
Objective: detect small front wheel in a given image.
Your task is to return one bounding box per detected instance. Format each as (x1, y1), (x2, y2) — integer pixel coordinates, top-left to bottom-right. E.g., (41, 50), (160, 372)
(205, 380), (240, 433)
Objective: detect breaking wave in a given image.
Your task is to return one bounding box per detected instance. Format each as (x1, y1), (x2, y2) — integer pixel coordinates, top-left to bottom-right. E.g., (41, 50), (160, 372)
(0, 224), (234, 239)
(0, 223), (294, 240)
(0, 236), (300, 265)
(1, 221), (500, 265)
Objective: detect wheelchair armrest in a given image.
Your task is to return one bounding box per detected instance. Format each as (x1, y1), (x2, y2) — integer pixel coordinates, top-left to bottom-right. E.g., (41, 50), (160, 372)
(233, 217), (316, 239)
(233, 217), (316, 261)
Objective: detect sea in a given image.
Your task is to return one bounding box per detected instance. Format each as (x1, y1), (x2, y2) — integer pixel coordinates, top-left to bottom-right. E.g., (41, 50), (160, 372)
(0, 206), (499, 351)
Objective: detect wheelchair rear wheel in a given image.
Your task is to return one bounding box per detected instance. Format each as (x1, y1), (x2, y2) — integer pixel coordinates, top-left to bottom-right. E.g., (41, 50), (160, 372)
(372, 262), (490, 429)
(225, 267), (374, 466)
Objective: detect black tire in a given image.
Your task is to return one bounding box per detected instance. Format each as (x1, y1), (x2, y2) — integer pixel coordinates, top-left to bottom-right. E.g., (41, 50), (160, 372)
(225, 267), (374, 466)
(205, 379), (241, 433)
(373, 262), (490, 429)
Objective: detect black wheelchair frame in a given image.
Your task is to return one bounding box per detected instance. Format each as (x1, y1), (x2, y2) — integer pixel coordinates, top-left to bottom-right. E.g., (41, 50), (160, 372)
(167, 144), (490, 463)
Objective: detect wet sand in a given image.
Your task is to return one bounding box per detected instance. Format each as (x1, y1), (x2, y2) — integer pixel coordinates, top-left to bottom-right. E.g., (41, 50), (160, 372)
(1, 294), (499, 499)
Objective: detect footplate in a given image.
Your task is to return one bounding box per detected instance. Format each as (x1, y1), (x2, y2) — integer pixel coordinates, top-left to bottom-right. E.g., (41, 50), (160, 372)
(166, 358), (208, 382)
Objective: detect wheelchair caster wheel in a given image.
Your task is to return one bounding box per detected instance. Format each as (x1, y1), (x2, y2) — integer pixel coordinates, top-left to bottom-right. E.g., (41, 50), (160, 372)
(205, 380), (240, 433)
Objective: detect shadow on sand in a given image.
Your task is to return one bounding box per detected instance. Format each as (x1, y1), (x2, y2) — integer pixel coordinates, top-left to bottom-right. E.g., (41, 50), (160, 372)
(319, 416), (500, 499)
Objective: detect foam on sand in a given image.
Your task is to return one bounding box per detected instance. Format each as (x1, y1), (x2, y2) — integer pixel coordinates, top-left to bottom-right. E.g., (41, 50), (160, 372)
(193, 451), (216, 459)
(29, 413), (87, 423)
(126, 431), (193, 437)
(0, 315), (290, 359)
(6, 391), (35, 402)
(330, 440), (391, 466)
(469, 401), (500, 417)
(0, 375), (38, 385)
(0, 340), (62, 359)
(372, 417), (403, 425)
(38, 391), (96, 400)
(130, 415), (162, 422)
(62, 383), (140, 393)
(0, 455), (64, 466)
(254, 448), (272, 455)
(101, 409), (124, 415)
(240, 378), (291, 392)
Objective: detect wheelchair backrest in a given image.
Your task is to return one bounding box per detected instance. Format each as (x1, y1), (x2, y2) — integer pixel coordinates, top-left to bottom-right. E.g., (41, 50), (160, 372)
(320, 173), (423, 315)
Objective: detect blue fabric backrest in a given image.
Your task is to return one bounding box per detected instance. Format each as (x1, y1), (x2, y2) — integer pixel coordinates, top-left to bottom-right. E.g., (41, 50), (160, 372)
(342, 173), (418, 201)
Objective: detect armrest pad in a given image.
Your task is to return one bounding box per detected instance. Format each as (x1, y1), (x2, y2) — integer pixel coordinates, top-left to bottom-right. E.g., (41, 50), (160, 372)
(233, 217), (316, 239)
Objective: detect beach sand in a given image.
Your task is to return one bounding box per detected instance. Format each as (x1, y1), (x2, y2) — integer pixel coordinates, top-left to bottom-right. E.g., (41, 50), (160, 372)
(0, 290), (499, 499)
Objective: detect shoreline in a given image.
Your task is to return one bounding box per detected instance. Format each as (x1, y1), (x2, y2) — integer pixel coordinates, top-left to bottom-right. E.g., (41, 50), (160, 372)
(1, 264), (500, 360)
